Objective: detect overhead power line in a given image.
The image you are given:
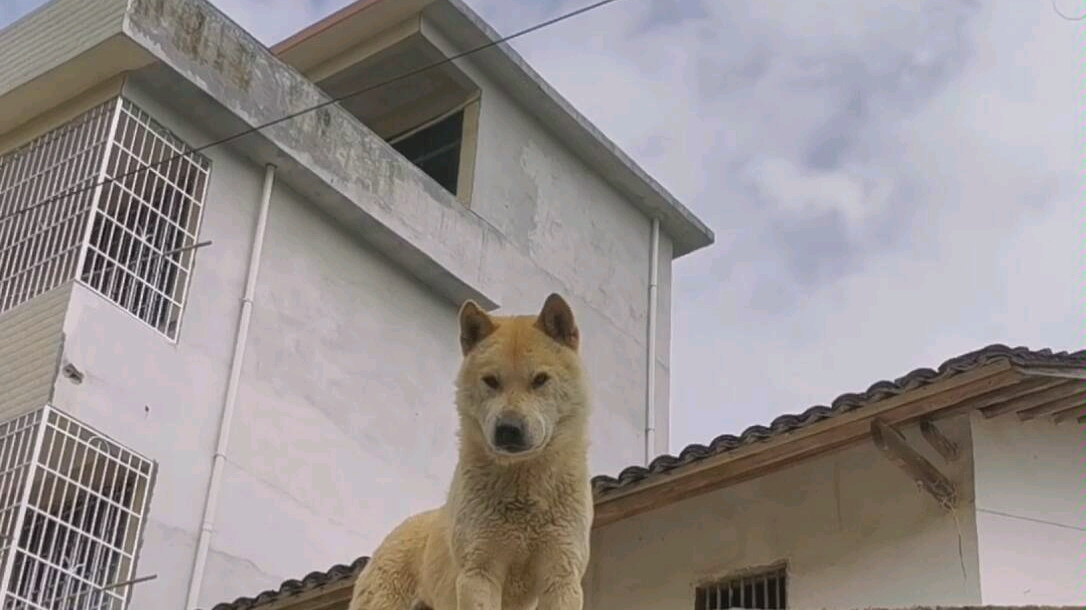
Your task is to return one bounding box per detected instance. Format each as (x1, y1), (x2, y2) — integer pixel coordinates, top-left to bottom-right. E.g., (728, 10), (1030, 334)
(0, 0), (628, 226)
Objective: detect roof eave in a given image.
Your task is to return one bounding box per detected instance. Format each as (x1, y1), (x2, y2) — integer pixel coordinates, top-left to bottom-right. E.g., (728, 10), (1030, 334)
(266, 0), (715, 259)
(422, 0), (714, 258)
(591, 345), (1086, 528)
(3, 0), (508, 312)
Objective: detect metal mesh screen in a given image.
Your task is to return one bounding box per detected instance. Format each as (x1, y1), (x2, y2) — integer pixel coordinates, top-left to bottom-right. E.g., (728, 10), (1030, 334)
(0, 100), (116, 314)
(0, 405), (156, 610)
(695, 565), (787, 610)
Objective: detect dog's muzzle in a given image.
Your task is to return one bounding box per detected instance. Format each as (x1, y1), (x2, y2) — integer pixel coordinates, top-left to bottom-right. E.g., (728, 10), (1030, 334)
(492, 413), (530, 454)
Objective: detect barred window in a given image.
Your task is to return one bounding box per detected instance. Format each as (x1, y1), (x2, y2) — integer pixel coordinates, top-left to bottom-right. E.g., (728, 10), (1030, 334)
(0, 101), (114, 314)
(0, 405), (156, 609)
(79, 99), (210, 340)
(695, 565), (787, 610)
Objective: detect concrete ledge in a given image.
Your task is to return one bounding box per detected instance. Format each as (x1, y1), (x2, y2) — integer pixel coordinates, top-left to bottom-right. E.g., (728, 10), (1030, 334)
(121, 0), (506, 309)
(421, 0), (715, 258)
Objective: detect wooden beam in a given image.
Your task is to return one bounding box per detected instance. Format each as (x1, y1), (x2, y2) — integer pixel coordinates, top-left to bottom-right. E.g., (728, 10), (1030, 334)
(948, 376), (1065, 414)
(919, 420), (959, 462)
(870, 418), (957, 510)
(981, 381), (1083, 419)
(1014, 365), (1086, 381)
(1017, 390), (1086, 421)
(592, 363), (1020, 528)
(1052, 400), (1086, 424)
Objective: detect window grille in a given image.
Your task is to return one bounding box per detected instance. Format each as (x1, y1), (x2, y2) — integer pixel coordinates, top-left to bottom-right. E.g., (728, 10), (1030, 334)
(0, 100), (115, 314)
(0, 96), (211, 341)
(79, 99), (210, 340)
(0, 405), (156, 610)
(695, 565), (787, 610)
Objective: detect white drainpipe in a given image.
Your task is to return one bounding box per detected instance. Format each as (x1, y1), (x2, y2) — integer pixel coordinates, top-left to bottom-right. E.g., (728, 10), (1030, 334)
(644, 216), (660, 466)
(184, 163), (277, 610)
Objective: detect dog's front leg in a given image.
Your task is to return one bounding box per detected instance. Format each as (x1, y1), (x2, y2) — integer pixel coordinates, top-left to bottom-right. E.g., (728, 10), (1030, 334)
(536, 578), (584, 610)
(456, 569), (501, 610)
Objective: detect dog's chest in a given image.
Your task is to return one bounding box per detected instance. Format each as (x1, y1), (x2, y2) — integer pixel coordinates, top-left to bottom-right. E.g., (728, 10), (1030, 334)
(500, 566), (541, 610)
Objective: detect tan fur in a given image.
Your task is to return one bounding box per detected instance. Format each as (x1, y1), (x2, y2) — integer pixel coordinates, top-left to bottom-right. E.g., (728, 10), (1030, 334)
(348, 293), (594, 610)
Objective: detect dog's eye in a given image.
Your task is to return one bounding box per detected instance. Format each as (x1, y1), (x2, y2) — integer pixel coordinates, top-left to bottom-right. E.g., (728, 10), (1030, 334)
(531, 372), (550, 389)
(482, 375), (501, 389)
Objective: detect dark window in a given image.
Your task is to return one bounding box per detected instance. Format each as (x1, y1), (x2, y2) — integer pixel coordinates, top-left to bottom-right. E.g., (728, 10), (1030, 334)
(695, 566), (787, 610)
(390, 110), (464, 195)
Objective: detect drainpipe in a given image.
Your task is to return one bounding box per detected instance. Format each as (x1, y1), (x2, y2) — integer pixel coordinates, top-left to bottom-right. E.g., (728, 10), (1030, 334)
(184, 163), (277, 610)
(644, 217), (660, 466)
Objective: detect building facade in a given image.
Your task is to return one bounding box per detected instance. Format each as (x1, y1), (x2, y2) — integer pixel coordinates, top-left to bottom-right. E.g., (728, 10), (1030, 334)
(0, 0), (714, 608)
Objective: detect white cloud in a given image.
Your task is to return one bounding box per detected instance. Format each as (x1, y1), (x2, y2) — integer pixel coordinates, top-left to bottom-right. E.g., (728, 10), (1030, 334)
(4, 0), (1078, 456)
(484, 0), (1083, 447)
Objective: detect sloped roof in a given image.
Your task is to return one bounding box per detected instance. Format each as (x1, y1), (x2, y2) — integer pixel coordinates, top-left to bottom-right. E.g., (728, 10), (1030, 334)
(592, 343), (1086, 496)
(208, 556), (369, 610)
(207, 344), (1086, 610)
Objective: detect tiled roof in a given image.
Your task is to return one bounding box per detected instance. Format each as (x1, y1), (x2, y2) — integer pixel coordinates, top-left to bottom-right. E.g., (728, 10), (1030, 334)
(207, 556), (368, 610)
(207, 344), (1086, 610)
(589, 343), (1086, 496)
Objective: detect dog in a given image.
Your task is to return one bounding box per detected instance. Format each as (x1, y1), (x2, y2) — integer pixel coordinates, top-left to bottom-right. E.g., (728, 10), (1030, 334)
(347, 293), (594, 610)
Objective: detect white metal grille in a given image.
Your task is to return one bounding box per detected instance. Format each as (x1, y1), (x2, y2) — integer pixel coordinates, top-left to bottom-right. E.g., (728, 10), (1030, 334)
(695, 565), (787, 610)
(79, 98), (211, 341)
(0, 96), (211, 341)
(0, 405), (156, 610)
(0, 100), (116, 314)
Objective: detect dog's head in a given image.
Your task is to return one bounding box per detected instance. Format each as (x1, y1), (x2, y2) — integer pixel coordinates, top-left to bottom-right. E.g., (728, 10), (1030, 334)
(454, 293), (589, 462)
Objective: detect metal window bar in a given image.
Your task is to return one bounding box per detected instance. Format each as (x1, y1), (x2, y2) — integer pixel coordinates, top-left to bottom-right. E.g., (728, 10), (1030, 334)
(0, 405), (156, 610)
(0, 100), (115, 314)
(0, 96), (211, 342)
(695, 566), (787, 610)
(77, 98), (211, 341)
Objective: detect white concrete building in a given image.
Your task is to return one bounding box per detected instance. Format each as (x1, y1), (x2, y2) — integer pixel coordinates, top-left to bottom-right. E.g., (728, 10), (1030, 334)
(0, 0), (714, 607)
(213, 345), (1086, 610)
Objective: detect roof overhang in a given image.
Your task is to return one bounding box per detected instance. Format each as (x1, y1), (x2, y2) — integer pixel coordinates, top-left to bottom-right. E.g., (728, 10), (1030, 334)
(268, 0), (715, 259)
(591, 346), (1086, 527)
(0, 0), (508, 311)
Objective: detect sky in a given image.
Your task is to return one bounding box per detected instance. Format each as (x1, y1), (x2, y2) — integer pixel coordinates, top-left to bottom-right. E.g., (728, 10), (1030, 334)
(1, 0), (1081, 452)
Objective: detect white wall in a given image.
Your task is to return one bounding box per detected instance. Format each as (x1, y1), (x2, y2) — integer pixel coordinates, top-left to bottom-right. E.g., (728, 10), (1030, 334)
(44, 59), (675, 608)
(49, 84), (266, 609)
(585, 414), (983, 610)
(971, 411), (1086, 606)
(429, 22), (674, 466)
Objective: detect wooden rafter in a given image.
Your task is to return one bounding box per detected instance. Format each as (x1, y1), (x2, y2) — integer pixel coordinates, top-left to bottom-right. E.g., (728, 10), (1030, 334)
(870, 418), (957, 510)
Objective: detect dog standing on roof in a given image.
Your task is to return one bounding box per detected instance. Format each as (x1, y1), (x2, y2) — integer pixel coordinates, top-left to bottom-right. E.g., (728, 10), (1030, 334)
(348, 293), (594, 610)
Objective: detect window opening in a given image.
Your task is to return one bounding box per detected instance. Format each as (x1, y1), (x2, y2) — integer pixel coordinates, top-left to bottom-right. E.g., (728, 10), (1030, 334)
(695, 565), (787, 610)
(389, 109), (464, 195)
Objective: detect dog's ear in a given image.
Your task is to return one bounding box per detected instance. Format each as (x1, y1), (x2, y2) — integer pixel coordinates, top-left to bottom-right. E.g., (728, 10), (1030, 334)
(535, 293), (579, 351)
(459, 300), (496, 355)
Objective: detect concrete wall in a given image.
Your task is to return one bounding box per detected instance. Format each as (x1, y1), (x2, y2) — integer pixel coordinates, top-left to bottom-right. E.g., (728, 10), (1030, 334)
(48, 85), (261, 609)
(43, 51), (670, 607)
(424, 21), (674, 466)
(585, 414), (983, 610)
(970, 412), (1085, 606)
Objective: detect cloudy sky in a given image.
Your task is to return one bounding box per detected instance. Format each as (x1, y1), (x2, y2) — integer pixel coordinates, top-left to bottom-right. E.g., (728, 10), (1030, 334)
(2, 0), (1080, 451)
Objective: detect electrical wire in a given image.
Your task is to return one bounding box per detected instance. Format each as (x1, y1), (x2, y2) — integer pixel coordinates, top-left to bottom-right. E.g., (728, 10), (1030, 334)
(0, 0), (628, 227)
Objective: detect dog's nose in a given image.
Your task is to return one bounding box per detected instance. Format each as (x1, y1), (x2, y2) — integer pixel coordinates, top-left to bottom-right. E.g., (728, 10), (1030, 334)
(493, 415), (528, 453)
